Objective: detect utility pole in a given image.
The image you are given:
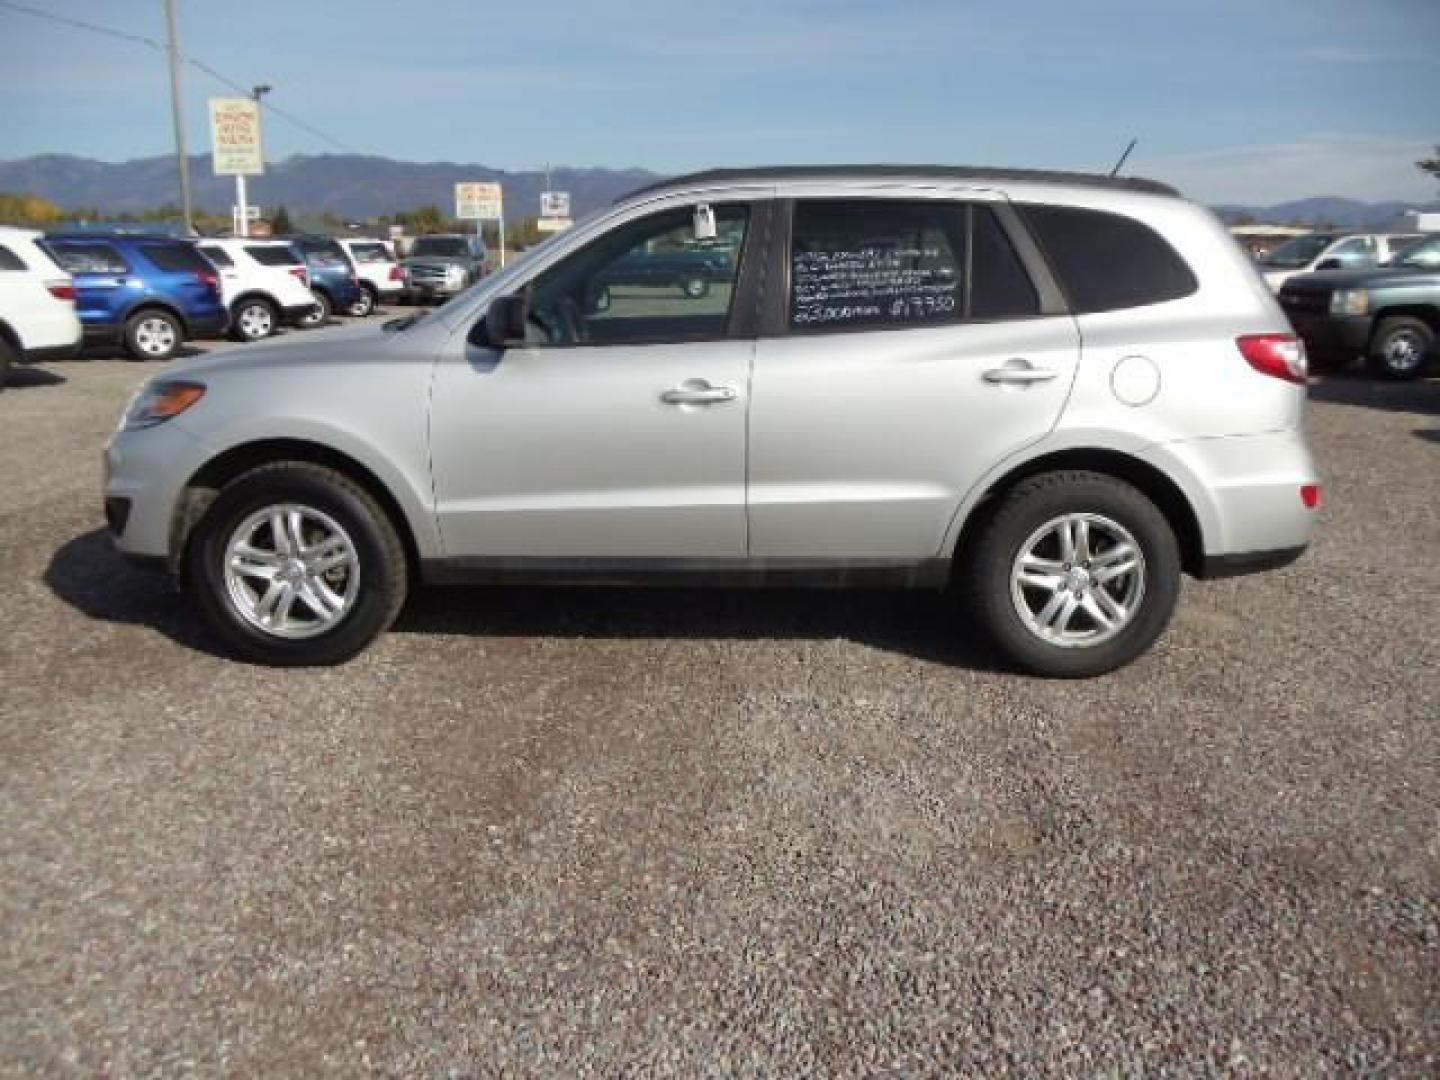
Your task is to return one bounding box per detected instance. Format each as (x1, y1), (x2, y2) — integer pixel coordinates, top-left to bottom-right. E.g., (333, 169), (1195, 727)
(164, 0), (194, 233)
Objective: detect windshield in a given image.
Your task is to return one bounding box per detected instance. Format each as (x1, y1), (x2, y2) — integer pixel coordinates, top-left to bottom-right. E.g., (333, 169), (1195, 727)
(1387, 235), (1440, 269)
(1260, 234), (1338, 269)
(411, 237), (470, 258)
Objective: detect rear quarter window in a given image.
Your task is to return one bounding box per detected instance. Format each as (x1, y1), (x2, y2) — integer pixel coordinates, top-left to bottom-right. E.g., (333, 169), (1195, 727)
(47, 242), (129, 275)
(198, 245), (234, 268)
(1020, 204), (1198, 314)
(0, 244), (29, 271)
(246, 245), (301, 267)
(141, 243), (213, 274)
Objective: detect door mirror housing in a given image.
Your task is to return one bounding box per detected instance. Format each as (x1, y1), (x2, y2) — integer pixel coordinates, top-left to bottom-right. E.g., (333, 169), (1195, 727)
(482, 294), (528, 347)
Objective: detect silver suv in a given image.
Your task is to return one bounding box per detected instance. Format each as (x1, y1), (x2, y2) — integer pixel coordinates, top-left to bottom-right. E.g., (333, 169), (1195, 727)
(104, 166), (1320, 676)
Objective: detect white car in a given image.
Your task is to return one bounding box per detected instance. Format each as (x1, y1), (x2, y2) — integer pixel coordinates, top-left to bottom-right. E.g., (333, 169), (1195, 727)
(195, 239), (322, 342)
(0, 226), (82, 388)
(1258, 232), (1420, 291)
(338, 238), (405, 316)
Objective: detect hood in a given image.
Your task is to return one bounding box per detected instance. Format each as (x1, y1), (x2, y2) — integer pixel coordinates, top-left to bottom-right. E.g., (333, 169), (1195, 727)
(164, 319), (400, 380)
(1281, 266), (1436, 290)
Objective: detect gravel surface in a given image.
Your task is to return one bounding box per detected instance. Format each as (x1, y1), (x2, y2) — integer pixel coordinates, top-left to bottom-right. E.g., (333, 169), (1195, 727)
(2, 346), (1438, 1076)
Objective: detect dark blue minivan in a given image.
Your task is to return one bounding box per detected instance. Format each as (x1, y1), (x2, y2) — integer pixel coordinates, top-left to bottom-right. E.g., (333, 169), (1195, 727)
(44, 233), (228, 360)
(276, 235), (365, 324)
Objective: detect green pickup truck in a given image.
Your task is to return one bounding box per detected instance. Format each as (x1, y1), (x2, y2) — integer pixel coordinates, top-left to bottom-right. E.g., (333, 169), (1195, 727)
(1278, 234), (1440, 379)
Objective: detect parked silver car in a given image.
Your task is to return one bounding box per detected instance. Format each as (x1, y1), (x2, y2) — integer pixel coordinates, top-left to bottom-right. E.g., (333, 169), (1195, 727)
(104, 166), (1320, 676)
(401, 233), (486, 303)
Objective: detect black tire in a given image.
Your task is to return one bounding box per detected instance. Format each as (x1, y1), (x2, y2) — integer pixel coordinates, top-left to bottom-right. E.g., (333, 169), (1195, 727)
(681, 276), (709, 299)
(963, 471), (1181, 678)
(298, 291), (332, 329)
(349, 285), (377, 318)
(186, 462), (409, 666)
(0, 335), (13, 392)
(123, 308), (183, 361)
(1366, 316), (1433, 381)
(230, 297), (278, 342)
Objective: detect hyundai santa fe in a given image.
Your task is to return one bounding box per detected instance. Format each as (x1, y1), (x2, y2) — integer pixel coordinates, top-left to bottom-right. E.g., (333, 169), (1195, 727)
(104, 166), (1320, 677)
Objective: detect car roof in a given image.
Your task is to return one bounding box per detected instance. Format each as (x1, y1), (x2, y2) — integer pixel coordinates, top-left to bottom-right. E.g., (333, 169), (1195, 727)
(620, 164), (1180, 202)
(46, 232), (190, 243)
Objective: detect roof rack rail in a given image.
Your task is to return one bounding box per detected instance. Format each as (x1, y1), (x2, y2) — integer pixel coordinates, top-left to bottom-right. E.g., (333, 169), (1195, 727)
(620, 164), (1179, 202)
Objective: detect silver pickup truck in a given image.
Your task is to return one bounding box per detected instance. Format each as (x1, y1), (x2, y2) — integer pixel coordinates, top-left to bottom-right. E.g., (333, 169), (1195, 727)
(401, 234), (487, 303)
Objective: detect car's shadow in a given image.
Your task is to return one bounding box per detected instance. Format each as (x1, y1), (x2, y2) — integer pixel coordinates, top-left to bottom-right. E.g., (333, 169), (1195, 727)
(1, 366), (66, 389)
(1309, 373), (1440, 416)
(46, 528), (1005, 671)
(1415, 427), (1440, 446)
(78, 344), (207, 362)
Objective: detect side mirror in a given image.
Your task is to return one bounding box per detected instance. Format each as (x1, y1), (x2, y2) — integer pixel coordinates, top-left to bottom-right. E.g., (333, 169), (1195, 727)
(482, 294), (528, 347)
(1316, 257), (1341, 271)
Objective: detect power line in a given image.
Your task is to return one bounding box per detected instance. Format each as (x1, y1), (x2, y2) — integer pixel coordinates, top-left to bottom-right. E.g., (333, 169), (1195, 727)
(0, 0), (361, 154)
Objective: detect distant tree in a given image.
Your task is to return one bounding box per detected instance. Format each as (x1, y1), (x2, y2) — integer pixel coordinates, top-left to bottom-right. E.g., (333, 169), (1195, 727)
(0, 191), (65, 226)
(396, 204), (446, 234)
(1419, 146), (1440, 188)
(270, 205), (294, 234)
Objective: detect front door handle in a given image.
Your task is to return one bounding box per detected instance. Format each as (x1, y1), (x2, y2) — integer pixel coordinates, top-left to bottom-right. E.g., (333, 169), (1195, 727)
(983, 360), (1058, 386)
(660, 380), (737, 405)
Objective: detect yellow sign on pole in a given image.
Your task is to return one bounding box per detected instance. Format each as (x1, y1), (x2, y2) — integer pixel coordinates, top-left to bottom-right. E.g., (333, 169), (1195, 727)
(208, 97), (264, 176)
(455, 182), (503, 220)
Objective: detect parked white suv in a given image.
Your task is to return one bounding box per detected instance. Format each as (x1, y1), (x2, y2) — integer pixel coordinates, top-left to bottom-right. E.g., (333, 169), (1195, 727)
(195, 239), (321, 342)
(0, 226), (82, 388)
(104, 166), (1320, 676)
(1258, 231), (1419, 291)
(338, 238), (405, 316)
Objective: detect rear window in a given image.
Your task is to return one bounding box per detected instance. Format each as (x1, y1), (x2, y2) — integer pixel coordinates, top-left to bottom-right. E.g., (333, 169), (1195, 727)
(47, 242), (128, 275)
(0, 244), (27, 272)
(348, 242), (392, 263)
(247, 245), (301, 267)
(198, 245), (234, 268)
(142, 243), (213, 274)
(1020, 204), (1198, 314)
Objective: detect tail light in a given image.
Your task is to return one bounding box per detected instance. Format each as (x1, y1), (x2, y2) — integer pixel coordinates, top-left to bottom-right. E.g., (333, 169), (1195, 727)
(197, 269), (220, 295)
(288, 265), (310, 288)
(388, 265), (405, 282)
(46, 280), (76, 302)
(1236, 333), (1307, 384)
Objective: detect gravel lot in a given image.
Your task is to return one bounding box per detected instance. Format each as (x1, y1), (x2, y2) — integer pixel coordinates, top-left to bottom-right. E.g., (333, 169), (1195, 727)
(2, 333), (1437, 1076)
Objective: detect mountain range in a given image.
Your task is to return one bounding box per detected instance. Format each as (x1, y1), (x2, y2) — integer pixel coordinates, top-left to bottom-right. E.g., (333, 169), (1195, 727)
(0, 153), (1435, 228)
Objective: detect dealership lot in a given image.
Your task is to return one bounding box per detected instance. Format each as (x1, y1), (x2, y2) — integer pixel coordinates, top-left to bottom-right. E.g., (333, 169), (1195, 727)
(1, 348), (1437, 1073)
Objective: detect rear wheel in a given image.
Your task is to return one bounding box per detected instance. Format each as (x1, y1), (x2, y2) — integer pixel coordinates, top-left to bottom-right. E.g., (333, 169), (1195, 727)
(230, 297), (277, 342)
(349, 285), (377, 318)
(297, 291), (331, 329)
(681, 276), (709, 299)
(1367, 317), (1433, 380)
(123, 309), (183, 361)
(964, 471), (1181, 678)
(187, 462), (408, 666)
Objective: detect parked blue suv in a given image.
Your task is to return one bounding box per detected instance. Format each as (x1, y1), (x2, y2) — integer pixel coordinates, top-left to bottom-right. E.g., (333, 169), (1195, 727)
(43, 233), (227, 361)
(276, 235), (365, 324)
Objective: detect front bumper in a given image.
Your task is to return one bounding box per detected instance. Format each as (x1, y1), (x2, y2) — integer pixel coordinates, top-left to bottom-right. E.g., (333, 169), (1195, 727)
(282, 301), (322, 325)
(1283, 310), (1372, 358)
(104, 419), (211, 566)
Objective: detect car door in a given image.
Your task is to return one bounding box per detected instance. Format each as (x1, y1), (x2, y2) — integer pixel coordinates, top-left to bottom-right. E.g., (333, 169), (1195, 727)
(747, 196), (1080, 559)
(428, 200), (764, 559)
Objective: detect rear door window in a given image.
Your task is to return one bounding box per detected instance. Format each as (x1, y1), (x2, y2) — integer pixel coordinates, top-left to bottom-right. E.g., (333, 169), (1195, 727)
(1019, 204), (1198, 313)
(0, 244), (28, 271)
(47, 242), (128, 274)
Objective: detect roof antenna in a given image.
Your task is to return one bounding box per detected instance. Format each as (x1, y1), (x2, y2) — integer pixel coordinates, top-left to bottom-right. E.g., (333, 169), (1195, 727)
(1108, 138), (1138, 178)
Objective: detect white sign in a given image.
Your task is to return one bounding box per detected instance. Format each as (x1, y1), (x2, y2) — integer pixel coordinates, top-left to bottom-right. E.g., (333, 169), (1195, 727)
(455, 181), (503, 220)
(208, 97), (264, 176)
(540, 191), (571, 219)
(232, 205), (262, 221)
(536, 217), (573, 233)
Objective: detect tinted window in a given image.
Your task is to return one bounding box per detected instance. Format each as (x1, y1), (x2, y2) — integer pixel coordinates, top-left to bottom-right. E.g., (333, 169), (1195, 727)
(47, 242), (128, 274)
(1021, 204), (1198, 313)
(0, 244), (27, 272)
(142, 243), (212, 273)
(1330, 237), (1374, 256)
(198, 245), (234, 268)
(789, 200), (964, 331)
(527, 204), (749, 346)
(247, 244), (301, 267)
(970, 206), (1039, 320)
(348, 242), (392, 263)
(1259, 233), (1337, 269)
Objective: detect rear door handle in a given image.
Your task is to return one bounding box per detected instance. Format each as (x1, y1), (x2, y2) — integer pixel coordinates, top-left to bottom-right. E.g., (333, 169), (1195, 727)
(660, 381), (737, 405)
(983, 361), (1058, 386)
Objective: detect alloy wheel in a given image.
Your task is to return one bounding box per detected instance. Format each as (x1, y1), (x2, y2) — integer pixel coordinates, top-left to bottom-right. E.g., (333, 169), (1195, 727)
(1010, 512), (1146, 648)
(223, 503), (361, 640)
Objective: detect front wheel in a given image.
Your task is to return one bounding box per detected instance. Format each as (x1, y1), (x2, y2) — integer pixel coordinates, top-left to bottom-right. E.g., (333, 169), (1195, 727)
(230, 298), (277, 342)
(1367, 317), (1433, 380)
(187, 462), (409, 665)
(681, 276), (710, 299)
(964, 471), (1180, 678)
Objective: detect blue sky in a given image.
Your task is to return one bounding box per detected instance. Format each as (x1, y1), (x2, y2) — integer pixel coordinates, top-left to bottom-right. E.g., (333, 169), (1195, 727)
(1, 0), (1437, 203)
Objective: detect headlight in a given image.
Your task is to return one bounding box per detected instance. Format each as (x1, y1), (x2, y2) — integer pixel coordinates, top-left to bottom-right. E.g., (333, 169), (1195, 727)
(121, 380), (206, 430)
(1330, 289), (1370, 316)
